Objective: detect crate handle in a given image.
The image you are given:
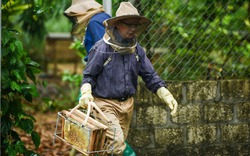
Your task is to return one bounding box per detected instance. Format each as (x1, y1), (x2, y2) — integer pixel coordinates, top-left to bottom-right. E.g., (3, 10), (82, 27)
(68, 102), (111, 126)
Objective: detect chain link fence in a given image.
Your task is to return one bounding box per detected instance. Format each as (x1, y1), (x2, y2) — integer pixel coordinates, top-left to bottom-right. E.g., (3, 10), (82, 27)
(112, 0), (250, 81)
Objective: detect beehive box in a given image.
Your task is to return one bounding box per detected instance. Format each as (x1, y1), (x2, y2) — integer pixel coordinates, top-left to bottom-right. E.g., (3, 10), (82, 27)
(64, 119), (90, 151)
(54, 109), (113, 155)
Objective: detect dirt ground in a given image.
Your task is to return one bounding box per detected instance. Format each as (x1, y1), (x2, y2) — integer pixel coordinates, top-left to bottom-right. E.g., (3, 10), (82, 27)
(20, 112), (76, 156)
(20, 65), (85, 155)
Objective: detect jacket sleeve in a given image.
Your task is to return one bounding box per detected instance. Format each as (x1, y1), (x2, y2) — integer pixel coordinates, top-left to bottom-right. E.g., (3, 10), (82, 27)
(81, 41), (108, 88)
(137, 46), (166, 93)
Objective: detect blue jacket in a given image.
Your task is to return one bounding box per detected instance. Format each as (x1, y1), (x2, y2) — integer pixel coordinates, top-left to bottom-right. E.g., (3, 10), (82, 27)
(82, 39), (166, 98)
(84, 12), (111, 62)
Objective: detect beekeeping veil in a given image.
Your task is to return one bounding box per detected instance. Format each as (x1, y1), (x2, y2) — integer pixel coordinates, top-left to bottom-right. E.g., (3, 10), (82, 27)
(64, 0), (105, 41)
(103, 2), (151, 54)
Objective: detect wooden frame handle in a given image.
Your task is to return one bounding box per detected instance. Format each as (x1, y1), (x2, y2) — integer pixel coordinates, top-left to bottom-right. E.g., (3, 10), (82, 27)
(68, 102), (111, 126)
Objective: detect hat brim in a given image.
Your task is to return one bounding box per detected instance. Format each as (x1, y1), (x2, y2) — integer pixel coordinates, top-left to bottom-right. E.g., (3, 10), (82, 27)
(105, 15), (151, 27)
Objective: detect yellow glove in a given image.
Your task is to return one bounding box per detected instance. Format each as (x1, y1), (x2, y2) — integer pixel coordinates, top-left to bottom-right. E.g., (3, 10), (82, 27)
(79, 83), (94, 109)
(156, 87), (178, 116)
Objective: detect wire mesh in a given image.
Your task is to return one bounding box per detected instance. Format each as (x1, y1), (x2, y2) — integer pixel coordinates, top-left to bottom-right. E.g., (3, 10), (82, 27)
(112, 0), (250, 81)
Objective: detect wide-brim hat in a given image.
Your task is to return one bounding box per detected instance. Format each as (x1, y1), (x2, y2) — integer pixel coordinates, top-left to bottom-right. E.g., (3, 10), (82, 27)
(65, 0), (102, 15)
(105, 2), (151, 27)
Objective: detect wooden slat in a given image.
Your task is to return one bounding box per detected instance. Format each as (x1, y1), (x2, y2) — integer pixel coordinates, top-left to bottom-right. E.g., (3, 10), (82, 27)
(89, 130), (97, 152)
(99, 130), (107, 150)
(61, 117), (65, 138)
(62, 110), (97, 130)
(74, 110), (108, 129)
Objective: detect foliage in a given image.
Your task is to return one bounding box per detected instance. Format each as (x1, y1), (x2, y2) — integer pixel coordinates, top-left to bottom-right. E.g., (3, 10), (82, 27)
(44, 0), (71, 32)
(1, 26), (41, 155)
(69, 40), (86, 60)
(58, 40), (87, 107)
(37, 40), (86, 112)
(45, 16), (72, 33)
(62, 71), (82, 105)
(2, 0), (70, 38)
(122, 0), (250, 80)
(2, 0), (71, 71)
(1, 0), (70, 155)
(33, 71), (82, 113)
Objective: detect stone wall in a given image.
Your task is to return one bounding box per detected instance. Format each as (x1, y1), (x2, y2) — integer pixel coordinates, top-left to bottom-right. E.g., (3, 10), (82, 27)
(127, 79), (250, 156)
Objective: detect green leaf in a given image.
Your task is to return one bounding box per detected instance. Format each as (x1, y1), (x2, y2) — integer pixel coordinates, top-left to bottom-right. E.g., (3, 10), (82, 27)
(1, 67), (9, 80)
(1, 116), (12, 135)
(1, 28), (12, 46)
(18, 113), (24, 120)
(18, 119), (34, 134)
(10, 81), (21, 91)
(10, 56), (17, 65)
(27, 60), (40, 67)
(9, 100), (23, 116)
(24, 113), (36, 122)
(1, 47), (10, 57)
(1, 98), (9, 115)
(31, 131), (40, 148)
(26, 69), (36, 82)
(6, 144), (18, 156)
(13, 70), (22, 80)
(10, 42), (15, 52)
(20, 84), (39, 102)
(42, 80), (48, 88)
(29, 85), (39, 97)
(2, 138), (9, 150)
(20, 83), (32, 90)
(23, 84), (39, 96)
(16, 141), (26, 154)
(28, 65), (41, 74)
(24, 93), (33, 102)
(14, 40), (23, 52)
(10, 130), (21, 141)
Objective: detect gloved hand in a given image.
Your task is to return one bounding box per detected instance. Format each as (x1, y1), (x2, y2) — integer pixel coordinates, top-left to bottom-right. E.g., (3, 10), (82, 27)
(156, 87), (178, 116)
(79, 83), (94, 109)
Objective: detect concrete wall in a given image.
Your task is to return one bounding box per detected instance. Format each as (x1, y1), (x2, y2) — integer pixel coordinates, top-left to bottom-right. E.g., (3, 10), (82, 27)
(127, 79), (250, 156)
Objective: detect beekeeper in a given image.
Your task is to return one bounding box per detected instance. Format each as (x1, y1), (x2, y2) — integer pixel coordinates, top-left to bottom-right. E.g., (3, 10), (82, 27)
(79, 2), (178, 155)
(64, 0), (111, 62)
